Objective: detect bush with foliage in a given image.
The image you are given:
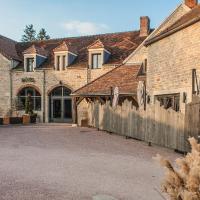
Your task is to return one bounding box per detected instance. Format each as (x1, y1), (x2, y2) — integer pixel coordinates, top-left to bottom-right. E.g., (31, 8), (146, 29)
(154, 138), (200, 200)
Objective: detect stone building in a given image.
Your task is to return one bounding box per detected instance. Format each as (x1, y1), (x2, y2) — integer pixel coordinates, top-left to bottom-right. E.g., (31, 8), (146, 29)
(0, 17), (150, 122)
(144, 0), (200, 113)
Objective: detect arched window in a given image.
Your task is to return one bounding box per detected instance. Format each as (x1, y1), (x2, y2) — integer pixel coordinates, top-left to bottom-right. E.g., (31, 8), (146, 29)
(50, 86), (71, 97)
(18, 87), (41, 111)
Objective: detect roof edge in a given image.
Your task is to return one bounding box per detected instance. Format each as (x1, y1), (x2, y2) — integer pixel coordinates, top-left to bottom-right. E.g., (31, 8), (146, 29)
(71, 64), (142, 95)
(145, 13), (200, 46)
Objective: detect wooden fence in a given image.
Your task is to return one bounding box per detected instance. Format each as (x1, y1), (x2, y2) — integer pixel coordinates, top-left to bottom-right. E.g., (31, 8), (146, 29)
(80, 98), (200, 152)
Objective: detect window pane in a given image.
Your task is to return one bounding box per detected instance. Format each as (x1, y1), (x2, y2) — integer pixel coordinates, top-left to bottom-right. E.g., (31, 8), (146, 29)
(52, 86), (62, 96)
(17, 87), (41, 111)
(26, 88), (34, 96)
(19, 89), (25, 96)
(35, 97), (41, 111)
(63, 87), (71, 96)
(57, 56), (60, 70)
(92, 54), (101, 69)
(18, 97), (25, 110)
(97, 54), (101, 68)
(63, 55), (66, 70)
(27, 58), (34, 72)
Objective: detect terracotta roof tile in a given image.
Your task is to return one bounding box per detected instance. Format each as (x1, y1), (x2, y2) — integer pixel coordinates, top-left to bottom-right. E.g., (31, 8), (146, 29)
(23, 44), (48, 57)
(0, 35), (21, 61)
(72, 64), (145, 96)
(15, 30), (147, 69)
(0, 30), (150, 69)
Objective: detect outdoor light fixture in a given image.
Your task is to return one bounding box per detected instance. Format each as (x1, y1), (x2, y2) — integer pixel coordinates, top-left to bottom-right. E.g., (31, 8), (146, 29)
(59, 81), (63, 85)
(147, 95), (151, 104)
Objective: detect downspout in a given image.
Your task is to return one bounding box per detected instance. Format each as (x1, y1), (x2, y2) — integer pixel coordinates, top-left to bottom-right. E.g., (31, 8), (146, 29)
(43, 70), (46, 122)
(9, 69), (13, 113)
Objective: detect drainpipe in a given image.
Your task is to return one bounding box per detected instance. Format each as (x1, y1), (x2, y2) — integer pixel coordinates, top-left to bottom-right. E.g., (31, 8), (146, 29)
(9, 69), (13, 112)
(43, 70), (46, 122)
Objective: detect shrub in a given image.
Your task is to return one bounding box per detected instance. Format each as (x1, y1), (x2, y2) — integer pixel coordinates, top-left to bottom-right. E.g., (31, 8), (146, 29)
(154, 138), (200, 200)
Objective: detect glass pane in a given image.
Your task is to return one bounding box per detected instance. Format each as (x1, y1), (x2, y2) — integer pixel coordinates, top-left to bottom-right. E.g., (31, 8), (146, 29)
(64, 99), (72, 118)
(27, 58), (34, 72)
(53, 99), (61, 118)
(57, 56), (60, 70)
(63, 87), (71, 96)
(97, 54), (101, 68)
(52, 87), (62, 96)
(92, 54), (97, 69)
(63, 55), (66, 70)
(35, 97), (41, 111)
(35, 90), (41, 96)
(19, 89), (25, 96)
(26, 88), (34, 96)
(18, 97), (25, 110)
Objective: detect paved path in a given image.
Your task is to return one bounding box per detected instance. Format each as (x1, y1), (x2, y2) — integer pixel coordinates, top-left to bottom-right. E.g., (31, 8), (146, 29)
(0, 124), (180, 200)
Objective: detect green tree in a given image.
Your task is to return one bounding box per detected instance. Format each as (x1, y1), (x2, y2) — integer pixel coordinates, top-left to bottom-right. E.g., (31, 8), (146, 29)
(21, 24), (36, 42)
(37, 28), (50, 40)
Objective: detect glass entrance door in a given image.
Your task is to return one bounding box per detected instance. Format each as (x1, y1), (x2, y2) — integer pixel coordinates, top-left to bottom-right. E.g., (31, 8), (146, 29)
(49, 86), (72, 123)
(64, 99), (72, 119)
(53, 99), (62, 119)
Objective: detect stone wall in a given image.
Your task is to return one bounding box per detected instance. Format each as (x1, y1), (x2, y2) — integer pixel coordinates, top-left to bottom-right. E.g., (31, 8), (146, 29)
(147, 21), (200, 112)
(0, 54), (11, 117)
(10, 64), (115, 122)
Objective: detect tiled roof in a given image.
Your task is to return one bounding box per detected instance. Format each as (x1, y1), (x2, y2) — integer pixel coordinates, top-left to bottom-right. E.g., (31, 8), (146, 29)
(145, 4), (200, 46)
(72, 64), (145, 96)
(0, 35), (21, 61)
(23, 44), (48, 57)
(12, 30), (148, 69)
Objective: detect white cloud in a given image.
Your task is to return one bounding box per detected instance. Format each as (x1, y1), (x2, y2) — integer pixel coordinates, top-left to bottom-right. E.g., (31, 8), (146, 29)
(61, 20), (109, 35)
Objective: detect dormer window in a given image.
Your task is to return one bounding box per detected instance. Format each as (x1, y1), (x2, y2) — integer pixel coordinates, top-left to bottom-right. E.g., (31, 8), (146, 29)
(55, 54), (67, 71)
(92, 53), (102, 69)
(23, 45), (47, 72)
(88, 39), (111, 69)
(27, 57), (34, 72)
(53, 42), (77, 71)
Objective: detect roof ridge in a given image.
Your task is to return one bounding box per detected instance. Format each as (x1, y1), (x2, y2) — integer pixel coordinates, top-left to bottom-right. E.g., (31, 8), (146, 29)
(0, 34), (17, 43)
(18, 30), (140, 45)
(145, 4), (200, 45)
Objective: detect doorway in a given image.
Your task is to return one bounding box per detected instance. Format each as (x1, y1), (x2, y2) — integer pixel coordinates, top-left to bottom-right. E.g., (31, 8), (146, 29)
(49, 86), (72, 122)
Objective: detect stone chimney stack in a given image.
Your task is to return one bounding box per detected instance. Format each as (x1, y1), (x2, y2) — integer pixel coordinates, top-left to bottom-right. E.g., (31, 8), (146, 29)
(184, 0), (198, 8)
(140, 16), (150, 37)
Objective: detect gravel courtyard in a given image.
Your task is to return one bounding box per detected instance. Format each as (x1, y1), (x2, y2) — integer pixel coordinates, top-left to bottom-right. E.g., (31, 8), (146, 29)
(0, 124), (180, 200)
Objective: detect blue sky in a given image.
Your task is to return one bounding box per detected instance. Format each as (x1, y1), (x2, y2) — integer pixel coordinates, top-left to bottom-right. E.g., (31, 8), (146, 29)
(0, 0), (181, 41)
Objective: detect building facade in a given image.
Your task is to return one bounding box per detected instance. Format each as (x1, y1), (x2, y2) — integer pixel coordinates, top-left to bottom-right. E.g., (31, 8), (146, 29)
(144, 0), (200, 113)
(0, 17), (150, 122)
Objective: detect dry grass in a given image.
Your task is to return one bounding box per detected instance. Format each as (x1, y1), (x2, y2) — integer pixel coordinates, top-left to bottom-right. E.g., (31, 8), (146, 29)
(154, 138), (200, 200)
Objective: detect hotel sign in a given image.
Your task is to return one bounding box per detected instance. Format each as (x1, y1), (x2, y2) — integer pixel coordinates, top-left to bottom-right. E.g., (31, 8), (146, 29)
(21, 77), (35, 83)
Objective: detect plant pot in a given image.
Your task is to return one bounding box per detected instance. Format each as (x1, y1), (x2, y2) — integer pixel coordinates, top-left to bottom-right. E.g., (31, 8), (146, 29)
(3, 117), (10, 125)
(10, 117), (23, 124)
(0, 118), (3, 125)
(22, 115), (30, 124)
(30, 115), (37, 123)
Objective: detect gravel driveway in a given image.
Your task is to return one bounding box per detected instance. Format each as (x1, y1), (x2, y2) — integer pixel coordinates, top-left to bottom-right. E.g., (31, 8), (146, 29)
(0, 124), (179, 200)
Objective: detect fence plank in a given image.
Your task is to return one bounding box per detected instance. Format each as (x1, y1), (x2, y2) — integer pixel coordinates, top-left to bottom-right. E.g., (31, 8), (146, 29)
(81, 98), (200, 152)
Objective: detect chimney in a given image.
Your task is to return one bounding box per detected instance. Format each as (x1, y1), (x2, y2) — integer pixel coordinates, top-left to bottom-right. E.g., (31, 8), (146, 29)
(140, 16), (150, 37)
(184, 0), (198, 8)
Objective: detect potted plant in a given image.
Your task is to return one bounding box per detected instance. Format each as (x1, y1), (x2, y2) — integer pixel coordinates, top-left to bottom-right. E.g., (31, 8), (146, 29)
(3, 109), (11, 125)
(0, 108), (4, 125)
(22, 94), (37, 124)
